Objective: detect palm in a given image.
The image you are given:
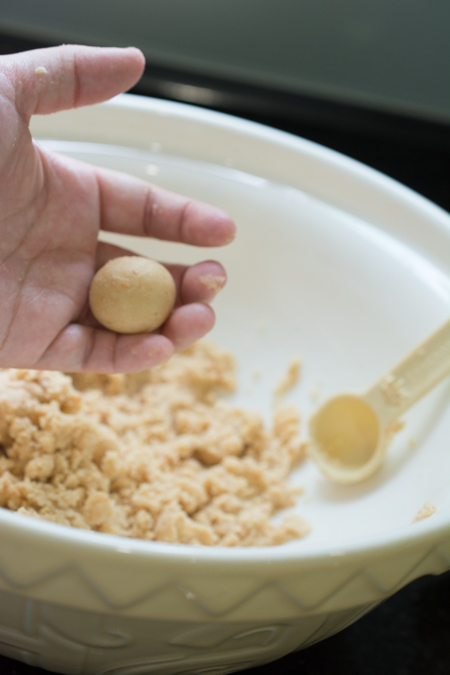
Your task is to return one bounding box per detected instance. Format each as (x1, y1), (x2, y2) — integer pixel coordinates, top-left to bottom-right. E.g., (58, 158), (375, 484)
(0, 46), (234, 372)
(0, 134), (100, 360)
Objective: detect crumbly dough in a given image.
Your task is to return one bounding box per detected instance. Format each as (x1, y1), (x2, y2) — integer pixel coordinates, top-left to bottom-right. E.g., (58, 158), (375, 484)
(274, 358), (301, 397)
(0, 343), (308, 546)
(413, 501), (436, 523)
(89, 256), (176, 334)
(199, 274), (227, 293)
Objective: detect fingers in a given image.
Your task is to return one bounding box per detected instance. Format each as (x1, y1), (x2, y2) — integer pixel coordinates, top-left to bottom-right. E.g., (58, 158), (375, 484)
(160, 303), (215, 353)
(35, 325), (174, 373)
(0, 45), (145, 120)
(34, 301), (215, 372)
(95, 166), (236, 247)
(169, 261), (227, 305)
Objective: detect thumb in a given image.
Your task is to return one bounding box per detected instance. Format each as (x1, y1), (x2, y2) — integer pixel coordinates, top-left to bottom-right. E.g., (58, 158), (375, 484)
(0, 44), (145, 121)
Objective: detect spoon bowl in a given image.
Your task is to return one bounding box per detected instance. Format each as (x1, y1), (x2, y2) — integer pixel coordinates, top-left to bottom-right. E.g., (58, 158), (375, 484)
(309, 394), (383, 483)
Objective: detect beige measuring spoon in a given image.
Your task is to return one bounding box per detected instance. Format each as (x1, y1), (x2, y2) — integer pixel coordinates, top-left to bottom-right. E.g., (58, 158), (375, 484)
(308, 318), (450, 484)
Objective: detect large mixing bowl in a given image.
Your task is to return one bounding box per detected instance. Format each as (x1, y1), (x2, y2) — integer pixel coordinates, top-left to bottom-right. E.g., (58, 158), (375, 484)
(0, 94), (448, 674)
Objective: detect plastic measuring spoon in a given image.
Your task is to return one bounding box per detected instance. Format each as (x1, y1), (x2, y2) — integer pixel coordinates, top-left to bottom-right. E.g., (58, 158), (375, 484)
(308, 318), (450, 483)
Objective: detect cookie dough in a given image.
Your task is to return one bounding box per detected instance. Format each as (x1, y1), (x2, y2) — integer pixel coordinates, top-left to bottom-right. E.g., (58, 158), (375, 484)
(0, 342), (309, 546)
(89, 256), (176, 334)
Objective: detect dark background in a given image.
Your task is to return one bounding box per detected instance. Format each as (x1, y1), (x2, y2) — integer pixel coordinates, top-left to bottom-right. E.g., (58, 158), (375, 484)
(0, 31), (449, 675)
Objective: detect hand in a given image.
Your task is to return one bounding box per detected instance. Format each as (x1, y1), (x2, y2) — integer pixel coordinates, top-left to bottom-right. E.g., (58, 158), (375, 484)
(0, 45), (235, 373)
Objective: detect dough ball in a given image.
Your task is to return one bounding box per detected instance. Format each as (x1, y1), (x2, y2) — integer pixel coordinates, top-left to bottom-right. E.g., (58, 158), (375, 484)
(89, 256), (176, 334)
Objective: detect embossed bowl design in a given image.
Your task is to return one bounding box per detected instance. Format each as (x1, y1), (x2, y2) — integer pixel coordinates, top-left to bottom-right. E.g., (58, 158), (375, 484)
(0, 95), (449, 675)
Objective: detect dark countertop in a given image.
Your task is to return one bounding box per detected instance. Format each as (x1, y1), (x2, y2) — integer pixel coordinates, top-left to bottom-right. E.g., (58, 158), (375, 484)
(0, 31), (449, 675)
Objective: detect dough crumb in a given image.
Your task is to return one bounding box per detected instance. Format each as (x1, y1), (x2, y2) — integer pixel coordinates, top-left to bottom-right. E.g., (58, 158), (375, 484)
(0, 342), (308, 547)
(199, 274), (226, 293)
(274, 358), (301, 397)
(413, 502), (436, 523)
(385, 419), (405, 444)
(310, 386), (320, 402)
(380, 374), (409, 407)
(35, 66), (48, 75)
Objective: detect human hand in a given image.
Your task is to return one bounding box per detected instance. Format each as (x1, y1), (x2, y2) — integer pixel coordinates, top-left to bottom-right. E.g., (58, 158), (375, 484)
(0, 45), (235, 373)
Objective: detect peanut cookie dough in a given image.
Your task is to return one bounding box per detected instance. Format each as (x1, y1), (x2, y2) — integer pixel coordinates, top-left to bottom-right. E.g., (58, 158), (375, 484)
(0, 343), (309, 546)
(89, 256), (176, 334)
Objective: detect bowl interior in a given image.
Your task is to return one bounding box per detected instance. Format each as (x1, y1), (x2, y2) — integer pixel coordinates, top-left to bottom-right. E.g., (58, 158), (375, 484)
(38, 139), (450, 553)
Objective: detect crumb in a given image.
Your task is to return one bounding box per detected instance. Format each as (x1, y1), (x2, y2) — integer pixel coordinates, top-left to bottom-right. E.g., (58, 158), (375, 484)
(0, 342), (308, 547)
(385, 419), (405, 444)
(274, 358), (301, 397)
(380, 374), (409, 407)
(408, 438), (416, 449)
(252, 369), (261, 381)
(413, 502), (436, 523)
(309, 378), (323, 403)
(35, 66), (48, 75)
(310, 386), (320, 402)
(199, 275), (226, 293)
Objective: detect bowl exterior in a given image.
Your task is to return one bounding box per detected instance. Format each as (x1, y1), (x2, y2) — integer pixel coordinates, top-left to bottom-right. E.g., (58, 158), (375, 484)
(0, 586), (376, 674)
(0, 518), (449, 674)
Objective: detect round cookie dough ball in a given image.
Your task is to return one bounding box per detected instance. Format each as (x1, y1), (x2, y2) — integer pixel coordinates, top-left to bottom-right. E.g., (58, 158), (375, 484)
(89, 256), (176, 334)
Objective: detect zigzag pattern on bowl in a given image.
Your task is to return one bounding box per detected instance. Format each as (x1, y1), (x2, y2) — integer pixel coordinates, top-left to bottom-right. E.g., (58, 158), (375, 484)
(0, 544), (448, 620)
(0, 587), (378, 675)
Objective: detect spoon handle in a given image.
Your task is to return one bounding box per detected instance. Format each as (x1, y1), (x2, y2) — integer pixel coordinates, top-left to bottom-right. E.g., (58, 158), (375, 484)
(365, 318), (450, 427)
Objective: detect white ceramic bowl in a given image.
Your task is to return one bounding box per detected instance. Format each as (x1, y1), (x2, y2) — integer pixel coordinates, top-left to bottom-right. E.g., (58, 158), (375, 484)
(0, 95), (448, 675)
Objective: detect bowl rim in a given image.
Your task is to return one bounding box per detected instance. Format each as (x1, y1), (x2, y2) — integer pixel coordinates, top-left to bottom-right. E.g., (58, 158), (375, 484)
(1, 92), (448, 570)
(0, 502), (449, 567)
